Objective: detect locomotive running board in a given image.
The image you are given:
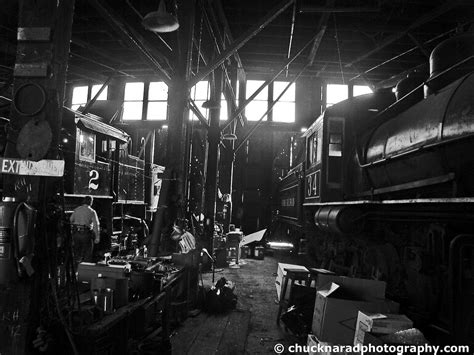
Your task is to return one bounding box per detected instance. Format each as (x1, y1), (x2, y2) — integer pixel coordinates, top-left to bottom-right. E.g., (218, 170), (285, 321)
(304, 197), (474, 206)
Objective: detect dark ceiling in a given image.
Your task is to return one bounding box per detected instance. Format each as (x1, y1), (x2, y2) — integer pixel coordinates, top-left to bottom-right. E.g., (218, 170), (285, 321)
(1, 0), (474, 90)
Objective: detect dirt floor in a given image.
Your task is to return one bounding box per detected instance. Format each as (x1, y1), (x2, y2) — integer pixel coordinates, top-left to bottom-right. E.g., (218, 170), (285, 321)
(170, 252), (307, 354)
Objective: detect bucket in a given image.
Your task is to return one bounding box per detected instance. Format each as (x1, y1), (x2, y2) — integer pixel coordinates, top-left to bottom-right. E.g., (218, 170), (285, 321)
(254, 246), (264, 260)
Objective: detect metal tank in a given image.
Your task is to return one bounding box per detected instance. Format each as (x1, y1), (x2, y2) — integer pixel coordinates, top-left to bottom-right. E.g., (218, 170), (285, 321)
(363, 72), (474, 195)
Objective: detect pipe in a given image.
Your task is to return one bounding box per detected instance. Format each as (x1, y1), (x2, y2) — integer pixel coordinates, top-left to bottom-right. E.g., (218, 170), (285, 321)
(300, 6), (380, 13)
(285, 1), (297, 77)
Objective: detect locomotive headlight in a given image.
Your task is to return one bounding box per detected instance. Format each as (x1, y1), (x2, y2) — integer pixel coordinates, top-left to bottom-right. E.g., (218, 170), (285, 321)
(267, 241), (294, 250)
(62, 138), (68, 144)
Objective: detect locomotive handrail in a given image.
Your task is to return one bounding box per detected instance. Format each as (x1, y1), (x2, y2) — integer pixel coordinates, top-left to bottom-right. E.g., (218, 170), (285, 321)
(359, 55), (474, 167)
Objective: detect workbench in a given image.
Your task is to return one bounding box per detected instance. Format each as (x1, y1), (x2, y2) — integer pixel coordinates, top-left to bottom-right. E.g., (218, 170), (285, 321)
(74, 267), (187, 354)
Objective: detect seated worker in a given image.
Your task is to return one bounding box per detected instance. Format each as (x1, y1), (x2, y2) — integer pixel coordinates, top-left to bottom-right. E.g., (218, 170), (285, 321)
(70, 196), (100, 265)
(171, 219), (196, 254)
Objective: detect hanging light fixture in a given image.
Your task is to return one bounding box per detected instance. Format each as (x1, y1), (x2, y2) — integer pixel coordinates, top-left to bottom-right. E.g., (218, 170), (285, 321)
(142, 0), (179, 33)
(201, 100), (221, 109)
(221, 133), (237, 141)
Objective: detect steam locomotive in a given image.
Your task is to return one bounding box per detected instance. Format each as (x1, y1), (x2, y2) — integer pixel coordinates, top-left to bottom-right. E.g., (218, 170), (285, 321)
(59, 107), (163, 238)
(275, 34), (474, 343)
(0, 100), (163, 281)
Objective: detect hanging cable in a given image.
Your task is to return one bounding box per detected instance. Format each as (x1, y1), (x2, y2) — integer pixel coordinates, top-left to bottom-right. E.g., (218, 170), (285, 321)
(334, 14), (345, 85)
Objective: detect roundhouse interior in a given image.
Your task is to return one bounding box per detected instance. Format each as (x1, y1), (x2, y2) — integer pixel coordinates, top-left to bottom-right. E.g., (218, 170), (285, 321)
(0, 0), (474, 354)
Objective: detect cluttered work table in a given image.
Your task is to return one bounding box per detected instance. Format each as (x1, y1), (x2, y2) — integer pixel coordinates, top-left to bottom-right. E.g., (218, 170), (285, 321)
(72, 255), (192, 354)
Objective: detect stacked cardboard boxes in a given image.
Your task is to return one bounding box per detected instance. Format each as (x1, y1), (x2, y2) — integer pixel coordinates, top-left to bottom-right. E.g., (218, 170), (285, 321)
(311, 277), (400, 345)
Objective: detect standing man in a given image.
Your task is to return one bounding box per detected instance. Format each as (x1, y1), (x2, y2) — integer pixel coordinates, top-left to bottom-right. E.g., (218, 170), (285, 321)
(70, 195), (100, 265)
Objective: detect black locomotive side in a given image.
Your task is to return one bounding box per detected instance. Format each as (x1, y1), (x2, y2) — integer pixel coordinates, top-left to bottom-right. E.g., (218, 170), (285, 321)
(60, 108), (162, 239)
(274, 34), (474, 344)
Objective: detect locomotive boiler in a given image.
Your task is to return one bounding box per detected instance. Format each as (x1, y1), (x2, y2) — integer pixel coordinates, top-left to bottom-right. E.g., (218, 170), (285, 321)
(274, 34), (474, 344)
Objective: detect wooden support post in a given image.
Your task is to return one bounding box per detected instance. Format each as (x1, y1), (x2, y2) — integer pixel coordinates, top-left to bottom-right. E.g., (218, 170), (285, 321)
(203, 69), (223, 253)
(149, 0), (195, 256)
(0, 1), (75, 353)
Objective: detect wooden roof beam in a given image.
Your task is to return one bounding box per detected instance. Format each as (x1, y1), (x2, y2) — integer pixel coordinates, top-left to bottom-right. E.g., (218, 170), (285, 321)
(189, 0), (295, 88)
(345, 1), (461, 68)
(88, 0), (173, 86)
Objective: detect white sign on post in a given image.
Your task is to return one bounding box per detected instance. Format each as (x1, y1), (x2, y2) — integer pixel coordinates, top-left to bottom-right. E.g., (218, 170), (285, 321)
(0, 158), (65, 177)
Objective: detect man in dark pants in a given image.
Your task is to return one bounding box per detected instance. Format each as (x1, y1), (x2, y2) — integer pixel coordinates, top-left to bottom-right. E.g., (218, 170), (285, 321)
(70, 195), (100, 265)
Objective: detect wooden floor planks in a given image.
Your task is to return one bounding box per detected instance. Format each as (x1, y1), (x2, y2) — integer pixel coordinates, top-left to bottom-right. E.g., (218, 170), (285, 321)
(172, 310), (251, 355)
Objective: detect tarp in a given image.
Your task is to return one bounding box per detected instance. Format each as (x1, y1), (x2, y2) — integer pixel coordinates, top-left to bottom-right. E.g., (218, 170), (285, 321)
(240, 229), (266, 246)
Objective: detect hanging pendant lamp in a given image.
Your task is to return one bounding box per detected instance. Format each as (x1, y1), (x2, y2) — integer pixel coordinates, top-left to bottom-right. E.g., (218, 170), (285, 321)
(142, 0), (179, 33)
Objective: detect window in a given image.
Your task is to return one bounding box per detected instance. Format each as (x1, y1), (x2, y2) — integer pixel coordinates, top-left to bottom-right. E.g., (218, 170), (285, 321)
(190, 81), (210, 121)
(71, 86), (88, 111)
(328, 133), (342, 157)
(189, 82), (228, 122)
(326, 84), (348, 107)
(147, 82), (168, 121)
(71, 84), (108, 111)
(78, 130), (96, 162)
(220, 93), (228, 121)
(273, 81), (295, 123)
(307, 128), (323, 166)
(246, 80), (268, 121)
(123, 82), (144, 120)
(353, 85), (373, 97)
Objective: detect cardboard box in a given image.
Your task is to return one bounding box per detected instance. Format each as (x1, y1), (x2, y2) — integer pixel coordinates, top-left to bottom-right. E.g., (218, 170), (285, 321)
(354, 312), (413, 346)
(275, 263), (309, 301)
(312, 280), (399, 345)
(307, 334), (346, 355)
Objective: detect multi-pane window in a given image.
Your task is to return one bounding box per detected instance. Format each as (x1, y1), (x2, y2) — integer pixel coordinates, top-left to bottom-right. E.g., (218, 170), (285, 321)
(71, 84), (108, 111)
(245, 80), (268, 122)
(244, 80), (295, 123)
(273, 81), (295, 123)
(353, 85), (373, 97)
(122, 82), (168, 121)
(147, 82), (168, 121)
(189, 81), (210, 121)
(326, 84), (348, 107)
(189, 81), (227, 122)
(123, 82), (145, 121)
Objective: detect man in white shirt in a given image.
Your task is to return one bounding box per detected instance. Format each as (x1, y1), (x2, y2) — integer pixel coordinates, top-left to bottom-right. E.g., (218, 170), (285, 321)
(70, 195), (100, 265)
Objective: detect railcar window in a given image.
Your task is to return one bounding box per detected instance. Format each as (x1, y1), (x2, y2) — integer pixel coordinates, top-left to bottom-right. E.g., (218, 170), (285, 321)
(328, 133), (342, 157)
(307, 129), (322, 165)
(78, 130), (96, 162)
